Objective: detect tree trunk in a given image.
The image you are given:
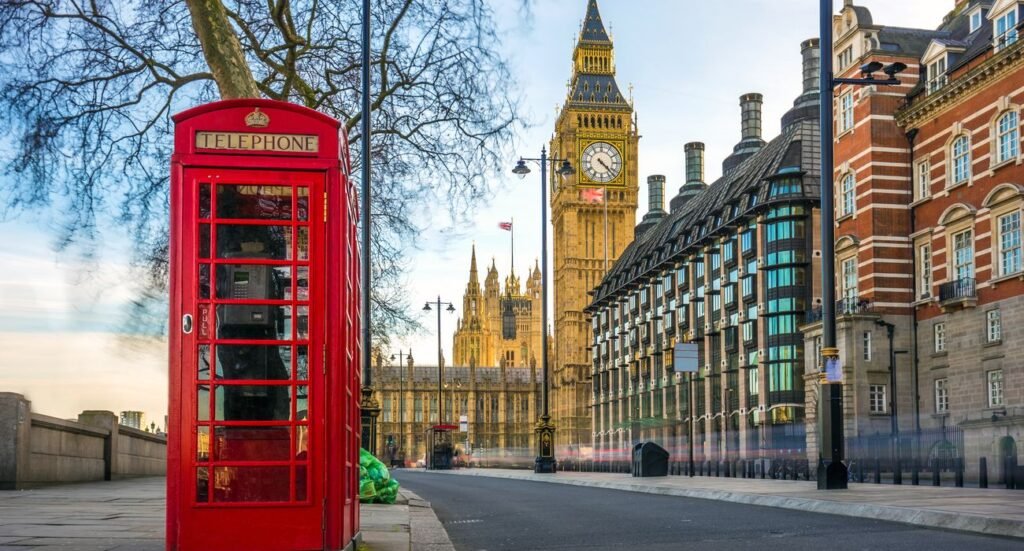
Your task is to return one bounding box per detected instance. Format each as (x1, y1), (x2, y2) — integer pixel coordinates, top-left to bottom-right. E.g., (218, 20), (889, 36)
(185, 0), (260, 99)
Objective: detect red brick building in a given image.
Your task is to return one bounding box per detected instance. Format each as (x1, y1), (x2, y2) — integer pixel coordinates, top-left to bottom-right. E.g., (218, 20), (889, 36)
(807, 0), (1024, 482)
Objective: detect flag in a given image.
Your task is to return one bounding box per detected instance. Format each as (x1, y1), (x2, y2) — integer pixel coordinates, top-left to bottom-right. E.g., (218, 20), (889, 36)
(580, 187), (605, 204)
(498, 221), (513, 231)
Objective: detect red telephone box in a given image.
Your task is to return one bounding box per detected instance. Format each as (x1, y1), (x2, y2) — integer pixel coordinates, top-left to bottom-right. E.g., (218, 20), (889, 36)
(167, 99), (361, 551)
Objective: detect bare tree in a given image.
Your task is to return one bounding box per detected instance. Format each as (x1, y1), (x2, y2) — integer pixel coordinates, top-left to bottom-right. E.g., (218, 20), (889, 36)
(0, 0), (520, 345)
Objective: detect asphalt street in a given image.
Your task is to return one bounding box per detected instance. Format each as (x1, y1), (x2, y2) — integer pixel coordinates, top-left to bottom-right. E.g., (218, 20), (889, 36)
(395, 470), (1022, 551)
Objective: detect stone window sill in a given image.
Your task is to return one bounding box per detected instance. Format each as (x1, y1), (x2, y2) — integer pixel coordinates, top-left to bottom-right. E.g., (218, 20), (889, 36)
(944, 179), (970, 194)
(983, 339), (1003, 349)
(932, 351), (948, 358)
(910, 196), (932, 208)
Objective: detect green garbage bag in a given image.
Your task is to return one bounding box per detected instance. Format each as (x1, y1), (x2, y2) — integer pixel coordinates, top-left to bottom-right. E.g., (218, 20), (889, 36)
(358, 448), (400, 504)
(358, 478), (377, 501)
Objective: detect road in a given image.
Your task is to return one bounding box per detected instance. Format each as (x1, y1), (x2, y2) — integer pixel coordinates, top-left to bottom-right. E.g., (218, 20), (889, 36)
(395, 470), (1021, 551)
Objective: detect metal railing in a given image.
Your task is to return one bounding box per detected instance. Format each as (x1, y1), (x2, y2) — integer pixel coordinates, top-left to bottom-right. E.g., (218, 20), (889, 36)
(939, 278), (976, 303)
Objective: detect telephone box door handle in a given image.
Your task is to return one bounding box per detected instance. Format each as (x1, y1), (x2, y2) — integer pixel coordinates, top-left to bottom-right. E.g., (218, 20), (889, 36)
(182, 314), (194, 334)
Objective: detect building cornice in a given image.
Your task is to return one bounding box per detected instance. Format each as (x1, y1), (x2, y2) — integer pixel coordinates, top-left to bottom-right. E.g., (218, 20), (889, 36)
(896, 39), (1024, 128)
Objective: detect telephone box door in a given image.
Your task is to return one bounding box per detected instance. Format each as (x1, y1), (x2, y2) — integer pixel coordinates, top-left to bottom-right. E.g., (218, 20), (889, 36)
(175, 167), (325, 551)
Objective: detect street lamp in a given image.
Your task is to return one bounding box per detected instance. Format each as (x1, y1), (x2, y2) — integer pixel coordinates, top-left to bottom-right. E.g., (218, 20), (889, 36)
(818, 0), (907, 490)
(390, 349), (411, 467)
(423, 299), (456, 424)
(510, 146), (574, 474)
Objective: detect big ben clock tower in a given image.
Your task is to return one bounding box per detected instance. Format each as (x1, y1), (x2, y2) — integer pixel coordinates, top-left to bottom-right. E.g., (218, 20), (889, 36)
(550, 0), (638, 456)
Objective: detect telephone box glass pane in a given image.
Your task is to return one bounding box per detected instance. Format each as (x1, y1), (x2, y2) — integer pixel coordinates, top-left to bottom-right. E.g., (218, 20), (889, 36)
(215, 345), (290, 380)
(296, 346), (308, 380)
(197, 426), (210, 461)
(214, 426), (291, 461)
(214, 385), (292, 421)
(296, 425), (309, 457)
(215, 265), (290, 300)
(215, 305), (291, 340)
(199, 184), (211, 219)
(297, 188), (309, 221)
(199, 264), (210, 299)
(217, 185), (293, 220)
(297, 227), (309, 260)
(216, 225), (292, 260)
(198, 345), (211, 380)
(196, 467), (209, 502)
(212, 466), (290, 502)
(199, 224), (211, 259)
(295, 385), (309, 420)
(297, 306), (309, 340)
(197, 385), (210, 421)
(295, 465), (308, 501)
(296, 266), (308, 300)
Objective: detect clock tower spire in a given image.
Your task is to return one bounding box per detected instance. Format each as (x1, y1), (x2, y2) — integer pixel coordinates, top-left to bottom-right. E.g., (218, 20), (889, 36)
(549, 0), (639, 457)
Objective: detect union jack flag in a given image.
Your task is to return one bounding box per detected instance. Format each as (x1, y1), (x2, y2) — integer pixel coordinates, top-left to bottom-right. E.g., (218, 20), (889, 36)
(498, 221), (513, 231)
(580, 187), (605, 204)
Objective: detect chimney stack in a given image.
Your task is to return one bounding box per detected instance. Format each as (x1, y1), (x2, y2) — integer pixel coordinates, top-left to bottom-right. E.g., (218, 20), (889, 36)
(670, 142), (708, 213)
(740, 93), (764, 141)
(801, 38), (820, 95)
(684, 142), (705, 184)
(647, 175), (666, 214)
(723, 94), (767, 176)
(781, 38), (822, 132)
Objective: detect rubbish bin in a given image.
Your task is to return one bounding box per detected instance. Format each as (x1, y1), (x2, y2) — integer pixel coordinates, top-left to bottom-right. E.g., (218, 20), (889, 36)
(632, 442), (669, 478)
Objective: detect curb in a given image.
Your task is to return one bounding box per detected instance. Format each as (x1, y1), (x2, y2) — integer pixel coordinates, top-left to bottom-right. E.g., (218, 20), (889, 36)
(402, 489), (456, 551)
(425, 469), (1024, 540)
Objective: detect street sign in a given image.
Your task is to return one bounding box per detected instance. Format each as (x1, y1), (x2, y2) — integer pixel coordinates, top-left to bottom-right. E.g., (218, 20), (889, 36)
(673, 343), (699, 373)
(459, 415), (468, 433)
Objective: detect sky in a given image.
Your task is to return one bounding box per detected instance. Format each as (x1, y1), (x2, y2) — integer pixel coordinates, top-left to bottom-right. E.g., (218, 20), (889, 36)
(0, 0), (953, 421)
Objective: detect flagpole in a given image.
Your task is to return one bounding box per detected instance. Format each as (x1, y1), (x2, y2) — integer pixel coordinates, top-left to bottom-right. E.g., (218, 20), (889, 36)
(603, 187), (609, 272)
(511, 217), (515, 273)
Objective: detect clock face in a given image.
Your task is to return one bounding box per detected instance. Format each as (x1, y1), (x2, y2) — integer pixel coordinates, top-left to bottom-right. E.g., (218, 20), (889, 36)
(581, 142), (622, 183)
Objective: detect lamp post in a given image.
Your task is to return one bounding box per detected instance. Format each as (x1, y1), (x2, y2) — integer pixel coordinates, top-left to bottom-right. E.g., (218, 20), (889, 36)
(390, 349), (411, 467)
(511, 147), (574, 474)
(423, 298), (456, 424)
(357, 0), (381, 458)
(818, 0), (907, 490)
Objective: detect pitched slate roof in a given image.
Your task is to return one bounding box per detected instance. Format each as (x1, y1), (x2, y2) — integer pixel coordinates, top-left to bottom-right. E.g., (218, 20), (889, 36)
(580, 0), (611, 44)
(568, 73), (629, 108)
(590, 119), (821, 307)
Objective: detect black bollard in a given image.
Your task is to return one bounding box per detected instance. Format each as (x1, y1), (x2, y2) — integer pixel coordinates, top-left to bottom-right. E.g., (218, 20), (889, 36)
(894, 458), (903, 485)
(932, 460), (941, 486)
(724, 460), (731, 478)
(980, 457), (988, 489)
(955, 458), (964, 488)
(715, 460), (721, 477)
(874, 459), (882, 484)
(739, 459), (746, 479)
(912, 459), (920, 485)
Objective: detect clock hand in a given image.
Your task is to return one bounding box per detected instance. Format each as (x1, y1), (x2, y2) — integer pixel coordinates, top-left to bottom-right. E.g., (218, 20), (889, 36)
(597, 158), (611, 171)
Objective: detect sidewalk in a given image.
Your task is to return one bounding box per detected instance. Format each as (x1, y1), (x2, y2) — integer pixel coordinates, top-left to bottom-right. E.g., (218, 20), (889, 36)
(425, 468), (1024, 539)
(0, 477), (454, 551)
(360, 489), (455, 551)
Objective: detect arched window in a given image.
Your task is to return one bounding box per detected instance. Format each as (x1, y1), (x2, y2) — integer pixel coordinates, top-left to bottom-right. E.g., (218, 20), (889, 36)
(951, 135), (971, 185)
(839, 173), (856, 217)
(997, 111), (1020, 163)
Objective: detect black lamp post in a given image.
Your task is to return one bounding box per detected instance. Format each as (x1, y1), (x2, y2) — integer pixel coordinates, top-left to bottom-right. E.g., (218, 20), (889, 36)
(390, 349), (411, 467)
(423, 298), (456, 425)
(512, 147), (574, 474)
(818, 0), (907, 490)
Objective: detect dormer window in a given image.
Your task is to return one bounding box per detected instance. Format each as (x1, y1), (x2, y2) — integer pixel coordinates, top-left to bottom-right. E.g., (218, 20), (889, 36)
(994, 3), (1019, 51)
(970, 8), (986, 33)
(927, 57), (947, 94)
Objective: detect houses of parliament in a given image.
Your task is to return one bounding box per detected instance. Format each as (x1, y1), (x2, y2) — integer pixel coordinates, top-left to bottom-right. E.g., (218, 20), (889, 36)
(370, 0), (638, 464)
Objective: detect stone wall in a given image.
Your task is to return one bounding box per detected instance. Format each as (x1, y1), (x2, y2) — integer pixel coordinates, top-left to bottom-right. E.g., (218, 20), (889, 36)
(0, 393), (166, 490)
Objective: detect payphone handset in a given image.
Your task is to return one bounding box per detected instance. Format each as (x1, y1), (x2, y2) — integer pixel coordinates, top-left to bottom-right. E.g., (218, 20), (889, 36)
(216, 248), (290, 418)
